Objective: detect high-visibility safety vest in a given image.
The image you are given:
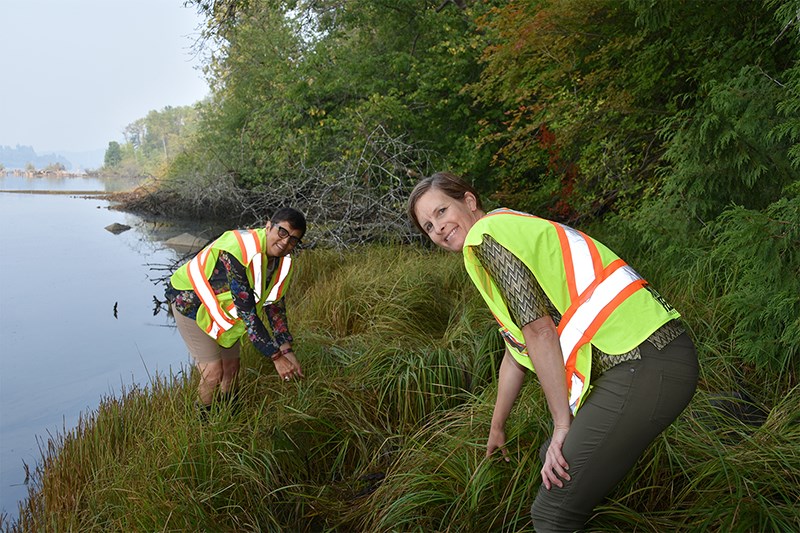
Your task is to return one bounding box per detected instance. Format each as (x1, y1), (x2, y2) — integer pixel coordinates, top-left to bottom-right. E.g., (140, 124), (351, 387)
(463, 209), (680, 414)
(170, 228), (294, 347)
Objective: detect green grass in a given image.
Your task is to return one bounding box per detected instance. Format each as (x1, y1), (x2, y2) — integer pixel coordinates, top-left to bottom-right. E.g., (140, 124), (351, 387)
(2, 244), (798, 532)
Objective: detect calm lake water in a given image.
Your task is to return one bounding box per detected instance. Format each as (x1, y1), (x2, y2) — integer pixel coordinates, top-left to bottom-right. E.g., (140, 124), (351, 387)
(0, 174), (223, 518)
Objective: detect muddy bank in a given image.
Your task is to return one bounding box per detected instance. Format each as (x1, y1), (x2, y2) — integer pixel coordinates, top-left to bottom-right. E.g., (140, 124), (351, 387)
(101, 186), (247, 227)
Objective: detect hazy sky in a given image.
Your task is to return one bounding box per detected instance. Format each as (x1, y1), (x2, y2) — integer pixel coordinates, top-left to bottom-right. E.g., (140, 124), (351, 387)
(0, 0), (210, 154)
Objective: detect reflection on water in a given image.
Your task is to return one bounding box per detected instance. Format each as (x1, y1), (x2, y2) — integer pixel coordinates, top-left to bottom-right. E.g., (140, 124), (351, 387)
(0, 175), (226, 518)
(0, 173), (143, 193)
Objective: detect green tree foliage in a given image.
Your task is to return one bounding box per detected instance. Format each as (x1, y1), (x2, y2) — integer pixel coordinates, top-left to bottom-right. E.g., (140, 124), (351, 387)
(104, 141), (123, 168)
(466, 0), (798, 222)
(181, 0), (500, 192)
(104, 105), (199, 177)
(706, 190), (800, 378)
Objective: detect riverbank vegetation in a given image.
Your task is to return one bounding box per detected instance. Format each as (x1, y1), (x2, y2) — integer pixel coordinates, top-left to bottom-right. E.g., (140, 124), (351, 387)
(4, 246), (799, 531)
(4, 0), (798, 530)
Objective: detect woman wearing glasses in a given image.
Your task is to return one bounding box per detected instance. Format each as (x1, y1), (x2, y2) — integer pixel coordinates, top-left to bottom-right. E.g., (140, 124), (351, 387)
(166, 207), (307, 414)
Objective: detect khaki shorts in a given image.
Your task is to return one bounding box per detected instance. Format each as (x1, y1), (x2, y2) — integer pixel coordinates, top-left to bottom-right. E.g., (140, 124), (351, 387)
(172, 303), (240, 364)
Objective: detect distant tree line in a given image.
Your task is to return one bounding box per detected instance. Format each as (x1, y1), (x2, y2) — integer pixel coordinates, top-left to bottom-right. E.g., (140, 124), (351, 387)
(102, 105), (199, 178)
(0, 145), (72, 171)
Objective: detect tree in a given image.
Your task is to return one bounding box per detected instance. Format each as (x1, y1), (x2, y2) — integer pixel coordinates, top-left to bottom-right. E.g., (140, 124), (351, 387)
(466, 0), (797, 223)
(104, 141), (123, 168)
(180, 0), (500, 190)
(44, 162), (66, 172)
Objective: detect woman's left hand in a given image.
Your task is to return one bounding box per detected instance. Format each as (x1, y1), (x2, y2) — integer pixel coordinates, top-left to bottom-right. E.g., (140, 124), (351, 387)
(541, 424), (571, 490)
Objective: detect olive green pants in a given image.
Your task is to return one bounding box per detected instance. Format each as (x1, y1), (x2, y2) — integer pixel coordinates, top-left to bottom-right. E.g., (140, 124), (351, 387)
(531, 332), (699, 532)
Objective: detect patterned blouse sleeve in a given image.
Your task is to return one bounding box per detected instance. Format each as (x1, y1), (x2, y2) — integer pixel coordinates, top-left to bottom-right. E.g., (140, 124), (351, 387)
(220, 251), (281, 359)
(473, 236), (560, 328)
(265, 297), (293, 347)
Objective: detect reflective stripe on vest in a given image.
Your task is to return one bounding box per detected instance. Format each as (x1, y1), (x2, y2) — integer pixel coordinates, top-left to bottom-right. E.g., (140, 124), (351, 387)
(553, 223), (604, 301)
(187, 247), (237, 337)
(185, 229), (289, 340)
(233, 229), (263, 300)
(266, 256), (292, 303)
(550, 222), (647, 412)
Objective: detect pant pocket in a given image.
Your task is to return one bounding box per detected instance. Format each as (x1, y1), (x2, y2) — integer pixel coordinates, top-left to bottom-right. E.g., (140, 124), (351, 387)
(649, 371), (697, 428)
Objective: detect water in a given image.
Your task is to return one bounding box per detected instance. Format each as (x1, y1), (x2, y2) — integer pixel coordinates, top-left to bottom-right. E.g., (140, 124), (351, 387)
(0, 174), (222, 518)
(0, 174), (138, 193)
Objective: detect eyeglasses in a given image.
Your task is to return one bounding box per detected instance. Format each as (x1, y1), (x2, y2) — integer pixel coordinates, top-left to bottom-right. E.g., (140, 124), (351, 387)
(275, 224), (302, 246)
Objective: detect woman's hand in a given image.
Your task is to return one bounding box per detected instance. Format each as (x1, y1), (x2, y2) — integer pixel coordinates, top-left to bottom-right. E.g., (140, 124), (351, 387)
(486, 425), (510, 462)
(541, 424), (571, 489)
(274, 347), (304, 381)
(487, 351), (527, 463)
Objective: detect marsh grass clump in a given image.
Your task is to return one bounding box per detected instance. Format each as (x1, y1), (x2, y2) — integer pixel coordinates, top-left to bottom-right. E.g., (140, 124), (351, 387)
(3, 244), (799, 532)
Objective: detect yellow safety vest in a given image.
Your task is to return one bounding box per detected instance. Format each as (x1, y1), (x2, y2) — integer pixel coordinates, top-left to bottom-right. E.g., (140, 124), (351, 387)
(170, 228), (293, 347)
(463, 209), (680, 413)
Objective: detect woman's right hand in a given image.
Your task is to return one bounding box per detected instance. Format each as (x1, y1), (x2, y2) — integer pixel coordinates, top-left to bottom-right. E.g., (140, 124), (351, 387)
(274, 350), (304, 381)
(486, 426), (510, 462)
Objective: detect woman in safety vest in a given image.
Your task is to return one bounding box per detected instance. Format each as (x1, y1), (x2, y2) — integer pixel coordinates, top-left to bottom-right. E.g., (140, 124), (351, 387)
(408, 172), (698, 533)
(166, 207), (307, 415)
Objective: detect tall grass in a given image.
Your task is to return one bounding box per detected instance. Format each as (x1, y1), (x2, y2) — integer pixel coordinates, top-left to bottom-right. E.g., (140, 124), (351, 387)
(2, 244), (798, 532)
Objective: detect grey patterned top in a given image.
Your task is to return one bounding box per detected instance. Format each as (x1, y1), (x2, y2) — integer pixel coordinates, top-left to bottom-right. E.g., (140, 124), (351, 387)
(471, 235), (684, 376)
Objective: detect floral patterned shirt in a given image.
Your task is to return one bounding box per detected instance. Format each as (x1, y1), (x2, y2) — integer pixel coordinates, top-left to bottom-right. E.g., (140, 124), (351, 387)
(166, 251), (293, 359)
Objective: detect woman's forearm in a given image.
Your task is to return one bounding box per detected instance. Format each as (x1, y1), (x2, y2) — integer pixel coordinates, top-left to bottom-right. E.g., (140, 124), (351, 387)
(491, 349), (527, 429)
(522, 317), (571, 428)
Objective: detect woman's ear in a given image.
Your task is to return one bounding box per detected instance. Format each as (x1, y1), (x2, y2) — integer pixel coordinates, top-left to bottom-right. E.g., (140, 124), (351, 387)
(464, 191), (477, 211)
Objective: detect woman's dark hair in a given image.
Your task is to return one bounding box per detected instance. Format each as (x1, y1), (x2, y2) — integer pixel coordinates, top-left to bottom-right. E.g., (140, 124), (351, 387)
(407, 172), (483, 233)
(270, 207), (307, 237)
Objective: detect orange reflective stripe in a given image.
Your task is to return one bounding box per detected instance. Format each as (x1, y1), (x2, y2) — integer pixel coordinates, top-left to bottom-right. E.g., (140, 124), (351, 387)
(233, 229), (260, 264)
(585, 230), (604, 276)
(563, 277), (646, 384)
(206, 321), (221, 338)
(559, 260), (639, 360)
(553, 223), (579, 302)
(232, 229), (265, 300)
(246, 229), (263, 298)
(187, 248), (236, 338)
(560, 272), (647, 413)
(584, 278), (647, 341)
(557, 258), (628, 336)
(266, 256), (292, 302)
(233, 230), (247, 258)
(250, 254), (263, 300)
(551, 222), (604, 301)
